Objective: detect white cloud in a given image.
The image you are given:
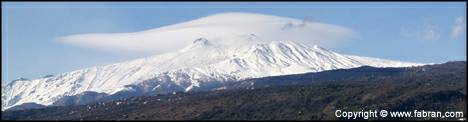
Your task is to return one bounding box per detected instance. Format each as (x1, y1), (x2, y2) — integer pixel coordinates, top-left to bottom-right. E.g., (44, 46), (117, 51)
(58, 12), (356, 54)
(451, 16), (465, 38)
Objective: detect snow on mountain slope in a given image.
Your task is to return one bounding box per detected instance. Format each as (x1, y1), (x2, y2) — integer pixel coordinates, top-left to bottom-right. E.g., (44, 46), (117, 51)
(1, 37), (422, 110)
(2, 12), (423, 110)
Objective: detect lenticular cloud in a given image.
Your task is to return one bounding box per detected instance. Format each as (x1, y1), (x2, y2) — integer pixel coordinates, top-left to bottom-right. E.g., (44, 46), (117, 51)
(59, 12), (356, 54)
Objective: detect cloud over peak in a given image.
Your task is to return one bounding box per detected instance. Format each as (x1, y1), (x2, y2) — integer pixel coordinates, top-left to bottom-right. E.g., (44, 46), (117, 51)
(58, 12), (356, 54)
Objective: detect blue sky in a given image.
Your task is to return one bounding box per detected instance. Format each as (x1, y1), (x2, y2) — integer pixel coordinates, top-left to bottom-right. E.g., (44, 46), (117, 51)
(2, 2), (466, 84)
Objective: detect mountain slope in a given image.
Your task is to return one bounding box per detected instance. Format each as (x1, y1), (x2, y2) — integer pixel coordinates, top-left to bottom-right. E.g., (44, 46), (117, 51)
(3, 61), (464, 120)
(1, 39), (422, 111)
(2, 13), (423, 111)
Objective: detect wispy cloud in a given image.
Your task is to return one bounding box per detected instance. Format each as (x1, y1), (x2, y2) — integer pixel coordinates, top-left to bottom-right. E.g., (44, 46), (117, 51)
(420, 23), (440, 41)
(451, 16), (465, 38)
(400, 21), (440, 41)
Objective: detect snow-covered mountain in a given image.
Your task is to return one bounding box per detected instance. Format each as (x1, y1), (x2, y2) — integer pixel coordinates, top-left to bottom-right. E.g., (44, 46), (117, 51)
(1, 12), (423, 111)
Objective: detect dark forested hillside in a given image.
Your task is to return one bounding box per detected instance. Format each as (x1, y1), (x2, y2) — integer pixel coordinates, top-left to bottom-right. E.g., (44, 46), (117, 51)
(2, 61), (466, 120)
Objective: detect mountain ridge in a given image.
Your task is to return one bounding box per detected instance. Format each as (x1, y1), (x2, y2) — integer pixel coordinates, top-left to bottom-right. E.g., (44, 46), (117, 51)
(3, 61), (464, 120)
